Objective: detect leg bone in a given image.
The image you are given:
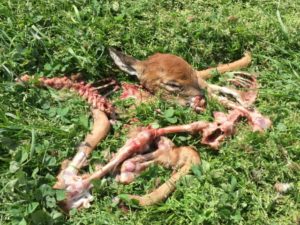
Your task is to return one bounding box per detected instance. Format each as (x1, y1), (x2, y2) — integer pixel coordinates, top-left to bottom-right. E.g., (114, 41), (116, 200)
(125, 144), (201, 206)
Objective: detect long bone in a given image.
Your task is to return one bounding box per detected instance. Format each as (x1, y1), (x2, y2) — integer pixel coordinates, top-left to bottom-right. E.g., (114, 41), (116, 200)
(60, 126), (159, 210)
(60, 123), (206, 210)
(16, 72), (271, 210)
(196, 52), (252, 80)
(52, 108), (110, 210)
(58, 71), (268, 209)
(17, 75), (113, 209)
(53, 108), (110, 189)
(64, 110), (251, 210)
(116, 137), (201, 206)
(116, 136), (178, 184)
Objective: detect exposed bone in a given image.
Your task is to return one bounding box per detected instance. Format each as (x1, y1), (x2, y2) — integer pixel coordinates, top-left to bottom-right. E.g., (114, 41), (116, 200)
(17, 75), (115, 117)
(103, 85), (120, 97)
(85, 128), (157, 182)
(93, 78), (119, 92)
(55, 122), (202, 209)
(189, 95), (206, 112)
(82, 105), (264, 183)
(117, 137), (201, 206)
(63, 115), (242, 209)
(210, 93), (271, 132)
(224, 71), (258, 105)
(206, 71), (258, 108)
(274, 182), (293, 193)
(58, 128), (158, 211)
(17, 75), (112, 210)
(196, 52), (252, 80)
(197, 71), (271, 132)
(48, 105), (245, 210)
(116, 137), (176, 184)
(16, 70), (271, 210)
(201, 110), (242, 149)
(51, 108), (110, 211)
(53, 109), (110, 190)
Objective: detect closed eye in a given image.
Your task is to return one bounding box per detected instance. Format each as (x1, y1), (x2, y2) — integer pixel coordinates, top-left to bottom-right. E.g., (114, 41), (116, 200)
(162, 81), (183, 92)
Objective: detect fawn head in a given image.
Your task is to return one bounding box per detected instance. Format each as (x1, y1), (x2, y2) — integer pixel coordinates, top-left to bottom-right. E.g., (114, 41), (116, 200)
(109, 48), (204, 107)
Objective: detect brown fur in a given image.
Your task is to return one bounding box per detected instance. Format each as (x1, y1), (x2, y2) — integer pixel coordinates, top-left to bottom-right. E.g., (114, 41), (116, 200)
(109, 48), (251, 106)
(135, 53), (201, 105)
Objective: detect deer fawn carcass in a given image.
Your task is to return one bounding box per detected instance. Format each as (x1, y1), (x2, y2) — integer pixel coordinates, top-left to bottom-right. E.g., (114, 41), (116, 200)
(16, 48), (271, 211)
(109, 48), (270, 131)
(109, 48), (252, 111)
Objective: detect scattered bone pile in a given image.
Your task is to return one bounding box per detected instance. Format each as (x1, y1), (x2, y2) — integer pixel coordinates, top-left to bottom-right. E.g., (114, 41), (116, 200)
(116, 137), (201, 206)
(17, 65), (271, 211)
(17, 75), (112, 209)
(203, 72), (271, 132)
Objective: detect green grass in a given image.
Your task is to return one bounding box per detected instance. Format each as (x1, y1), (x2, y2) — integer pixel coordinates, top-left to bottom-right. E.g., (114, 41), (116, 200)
(1, 0), (299, 224)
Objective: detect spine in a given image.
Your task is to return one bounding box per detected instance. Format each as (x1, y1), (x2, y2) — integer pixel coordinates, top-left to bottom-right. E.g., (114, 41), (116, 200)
(18, 75), (114, 116)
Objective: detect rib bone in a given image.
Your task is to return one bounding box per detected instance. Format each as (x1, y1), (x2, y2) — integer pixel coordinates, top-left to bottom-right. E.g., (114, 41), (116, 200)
(198, 71), (271, 131)
(207, 71), (258, 108)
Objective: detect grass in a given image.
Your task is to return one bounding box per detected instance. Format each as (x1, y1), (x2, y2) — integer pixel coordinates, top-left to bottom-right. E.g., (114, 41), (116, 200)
(0, 0), (299, 224)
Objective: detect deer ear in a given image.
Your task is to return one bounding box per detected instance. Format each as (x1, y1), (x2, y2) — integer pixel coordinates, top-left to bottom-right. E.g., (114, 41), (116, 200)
(109, 48), (139, 76)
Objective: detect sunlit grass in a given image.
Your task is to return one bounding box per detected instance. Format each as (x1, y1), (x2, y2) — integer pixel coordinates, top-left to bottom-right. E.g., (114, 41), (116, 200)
(0, 0), (299, 224)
